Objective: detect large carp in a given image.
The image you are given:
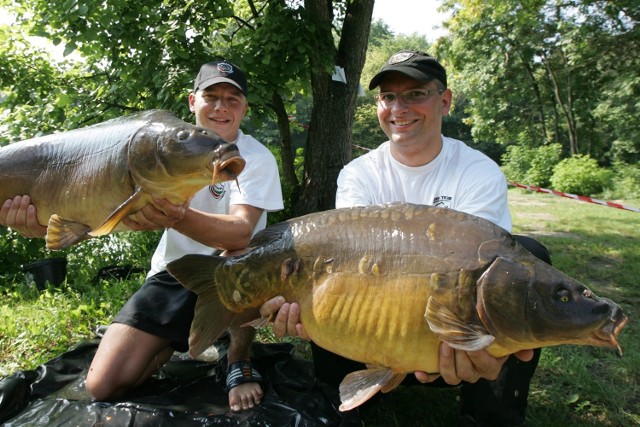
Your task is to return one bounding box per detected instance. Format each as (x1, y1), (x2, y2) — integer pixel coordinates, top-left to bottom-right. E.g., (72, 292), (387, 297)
(166, 203), (628, 411)
(0, 110), (245, 249)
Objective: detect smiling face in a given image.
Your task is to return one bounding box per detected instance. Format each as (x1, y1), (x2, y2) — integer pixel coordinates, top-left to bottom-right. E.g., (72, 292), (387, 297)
(189, 83), (248, 142)
(377, 72), (452, 166)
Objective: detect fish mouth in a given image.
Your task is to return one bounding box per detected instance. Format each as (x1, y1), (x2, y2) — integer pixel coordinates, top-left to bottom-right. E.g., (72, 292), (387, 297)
(210, 155), (246, 184)
(590, 314), (628, 356)
(219, 155), (246, 179)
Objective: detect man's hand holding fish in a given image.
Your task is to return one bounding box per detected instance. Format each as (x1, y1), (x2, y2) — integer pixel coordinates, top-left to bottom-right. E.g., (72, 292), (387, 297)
(1, 195), (47, 238)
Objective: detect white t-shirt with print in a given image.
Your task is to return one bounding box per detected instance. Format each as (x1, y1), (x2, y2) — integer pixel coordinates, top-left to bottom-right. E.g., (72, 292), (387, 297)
(148, 130), (284, 276)
(335, 136), (511, 231)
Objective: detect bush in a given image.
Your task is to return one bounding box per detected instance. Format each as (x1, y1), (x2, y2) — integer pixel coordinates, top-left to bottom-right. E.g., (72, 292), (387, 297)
(528, 144), (562, 187)
(603, 162), (640, 201)
(550, 155), (613, 196)
(0, 229), (160, 286)
(351, 99), (386, 157)
(501, 143), (562, 187)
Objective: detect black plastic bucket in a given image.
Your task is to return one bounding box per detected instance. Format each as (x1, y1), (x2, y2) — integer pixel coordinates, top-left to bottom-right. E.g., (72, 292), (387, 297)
(23, 258), (68, 290)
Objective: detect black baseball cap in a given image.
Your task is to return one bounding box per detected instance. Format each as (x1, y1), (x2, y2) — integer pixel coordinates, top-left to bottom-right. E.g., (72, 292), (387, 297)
(369, 51), (447, 90)
(193, 61), (248, 96)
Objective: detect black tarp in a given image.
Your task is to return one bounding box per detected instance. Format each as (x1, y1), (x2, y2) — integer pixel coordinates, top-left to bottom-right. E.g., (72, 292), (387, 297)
(0, 337), (349, 426)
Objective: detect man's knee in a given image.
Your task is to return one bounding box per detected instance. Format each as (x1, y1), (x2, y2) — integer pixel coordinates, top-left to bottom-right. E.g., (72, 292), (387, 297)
(85, 368), (121, 401)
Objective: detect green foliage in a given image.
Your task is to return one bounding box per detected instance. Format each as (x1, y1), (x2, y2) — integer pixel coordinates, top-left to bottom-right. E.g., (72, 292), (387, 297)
(0, 229), (159, 286)
(550, 155), (613, 196)
(603, 162), (640, 201)
(501, 143), (562, 187)
(350, 99), (386, 157)
(442, 0), (640, 163)
(528, 144), (563, 187)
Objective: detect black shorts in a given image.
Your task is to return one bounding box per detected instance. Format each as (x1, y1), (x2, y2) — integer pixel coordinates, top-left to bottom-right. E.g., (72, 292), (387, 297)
(113, 270), (197, 352)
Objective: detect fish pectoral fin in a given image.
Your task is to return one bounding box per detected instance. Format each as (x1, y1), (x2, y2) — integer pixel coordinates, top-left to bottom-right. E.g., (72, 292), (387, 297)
(338, 368), (402, 411)
(88, 189), (145, 237)
(166, 254), (233, 358)
(425, 296), (495, 351)
(46, 215), (92, 250)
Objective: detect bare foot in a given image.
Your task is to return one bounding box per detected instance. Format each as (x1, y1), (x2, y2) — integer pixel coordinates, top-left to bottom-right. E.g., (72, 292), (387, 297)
(228, 382), (263, 412)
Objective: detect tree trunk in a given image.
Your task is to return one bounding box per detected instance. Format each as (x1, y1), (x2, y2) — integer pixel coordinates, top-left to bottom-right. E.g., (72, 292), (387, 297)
(518, 52), (549, 144)
(543, 52), (579, 155)
(294, 0), (374, 216)
(270, 92), (299, 189)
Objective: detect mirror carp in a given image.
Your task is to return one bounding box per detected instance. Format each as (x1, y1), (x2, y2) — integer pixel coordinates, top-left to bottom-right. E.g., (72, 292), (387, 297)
(0, 110), (245, 249)
(167, 202), (628, 411)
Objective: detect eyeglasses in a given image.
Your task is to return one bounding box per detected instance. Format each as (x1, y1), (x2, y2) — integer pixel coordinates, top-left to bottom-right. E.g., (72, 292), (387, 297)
(374, 89), (445, 108)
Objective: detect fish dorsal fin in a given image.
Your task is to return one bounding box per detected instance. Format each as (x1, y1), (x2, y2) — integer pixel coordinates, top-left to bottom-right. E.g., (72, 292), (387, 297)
(166, 254), (234, 358)
(88, 189), (146, 237)
(338, 367), (405, 411)
(46, 215), (92, 250)
(424, 296), (495, 351)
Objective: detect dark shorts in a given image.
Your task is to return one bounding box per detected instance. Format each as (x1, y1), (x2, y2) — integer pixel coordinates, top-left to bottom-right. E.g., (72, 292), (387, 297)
(113, 270), (197, 352)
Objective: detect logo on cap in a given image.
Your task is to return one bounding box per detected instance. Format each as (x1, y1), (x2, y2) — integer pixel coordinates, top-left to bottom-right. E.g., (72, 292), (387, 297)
(217, 62), (234, 75)
(388, 52), (414, 65)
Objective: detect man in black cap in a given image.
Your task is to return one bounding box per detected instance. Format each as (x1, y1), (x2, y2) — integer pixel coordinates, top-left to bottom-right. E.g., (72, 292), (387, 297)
(263, 51), (549, 426)
(2, 60), (284, 413)
(85, 60), (283, 412)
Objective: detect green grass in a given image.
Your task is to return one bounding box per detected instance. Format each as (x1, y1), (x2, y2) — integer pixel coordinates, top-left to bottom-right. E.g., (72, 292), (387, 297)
(1, 189), (639, 425)
(0, 276), (142, 378)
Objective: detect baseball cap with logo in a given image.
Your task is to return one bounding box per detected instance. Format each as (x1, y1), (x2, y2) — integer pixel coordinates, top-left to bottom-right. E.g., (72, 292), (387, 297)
(369, 51), (447, 90)
(194, 61), (248, 96)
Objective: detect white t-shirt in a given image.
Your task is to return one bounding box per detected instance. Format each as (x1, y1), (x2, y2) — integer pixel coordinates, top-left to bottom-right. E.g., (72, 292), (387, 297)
(335, 136), (512, 231)
(149, 130), (284, 275)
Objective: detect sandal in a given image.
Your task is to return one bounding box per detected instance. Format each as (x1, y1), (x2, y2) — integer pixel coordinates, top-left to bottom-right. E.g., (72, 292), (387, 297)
(225, 360), (263, 392)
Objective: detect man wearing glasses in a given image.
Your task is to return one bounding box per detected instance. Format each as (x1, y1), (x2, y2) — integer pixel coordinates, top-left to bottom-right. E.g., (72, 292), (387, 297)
(266, 51), (548, 426)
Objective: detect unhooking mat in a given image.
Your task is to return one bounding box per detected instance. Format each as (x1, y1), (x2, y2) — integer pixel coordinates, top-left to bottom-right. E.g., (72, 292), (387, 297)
(0, 338), (347, 426)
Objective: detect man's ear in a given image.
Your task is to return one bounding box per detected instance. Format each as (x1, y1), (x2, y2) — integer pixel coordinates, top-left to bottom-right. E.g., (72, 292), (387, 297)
(188, 92), (197, 113)
(441, 88), (453, 116)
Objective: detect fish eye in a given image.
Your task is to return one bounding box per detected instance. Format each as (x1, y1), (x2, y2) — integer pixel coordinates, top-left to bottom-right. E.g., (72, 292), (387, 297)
(557, 288), (571, 303)
(177, 130), (190, 140)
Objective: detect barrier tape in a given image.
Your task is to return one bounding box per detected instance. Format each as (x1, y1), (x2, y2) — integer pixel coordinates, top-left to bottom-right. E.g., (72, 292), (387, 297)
(508, 182), (640, 213)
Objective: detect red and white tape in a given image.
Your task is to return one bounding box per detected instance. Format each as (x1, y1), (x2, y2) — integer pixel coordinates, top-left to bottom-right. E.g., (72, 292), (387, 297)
(509, 181), (640, 213)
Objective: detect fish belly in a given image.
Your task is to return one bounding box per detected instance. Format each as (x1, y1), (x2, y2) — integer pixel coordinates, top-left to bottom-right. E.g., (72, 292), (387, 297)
(0, 129), (136, 230)
(301, 273), (441, 374)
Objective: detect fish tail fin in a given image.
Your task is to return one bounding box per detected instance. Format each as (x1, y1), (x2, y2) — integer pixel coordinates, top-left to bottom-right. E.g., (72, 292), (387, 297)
(167, 254), (234, 358)
(46, 215), (92, 250)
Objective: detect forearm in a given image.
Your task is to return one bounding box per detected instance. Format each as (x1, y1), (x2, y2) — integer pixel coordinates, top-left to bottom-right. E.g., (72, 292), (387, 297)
(171, 208), (254, 251)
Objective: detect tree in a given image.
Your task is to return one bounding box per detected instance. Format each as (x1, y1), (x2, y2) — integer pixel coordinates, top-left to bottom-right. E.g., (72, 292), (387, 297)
(441, 0), (640, 164)
(0, 0), (375, 217)
(294, 0), (374, 214)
